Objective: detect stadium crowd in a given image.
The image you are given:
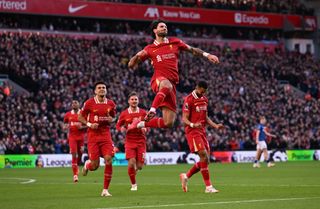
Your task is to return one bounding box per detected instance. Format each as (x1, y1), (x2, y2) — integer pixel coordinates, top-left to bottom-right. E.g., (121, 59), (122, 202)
(91, 0), (314, 15)
(0, 32), (319, 154)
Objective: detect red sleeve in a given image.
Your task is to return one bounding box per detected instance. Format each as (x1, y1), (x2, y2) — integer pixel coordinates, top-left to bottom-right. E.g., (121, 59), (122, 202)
(176, 38), (189, 51)
(80, 100), (91, 118)
(182, 97), (192, 113)
(109, 100), (116, 118)
(116, 111), (125, 131)
(63, 112), (69, 123)
(139, 46), (150, 62)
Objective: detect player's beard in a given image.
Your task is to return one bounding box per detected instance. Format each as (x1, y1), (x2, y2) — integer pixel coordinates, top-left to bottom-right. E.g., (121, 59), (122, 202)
(157, 31), (167, 38)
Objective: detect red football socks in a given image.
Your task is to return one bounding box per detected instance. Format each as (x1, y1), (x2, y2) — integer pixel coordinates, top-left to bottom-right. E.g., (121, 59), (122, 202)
(128, 167), (136, 185)
(186, 162), (201, 178)
(151, 87), (171, 109)
(72, 157), (78, 175)
(199, 161), (212, 186)
(104, 164), (113, 189)
(145, 118), (167, 128)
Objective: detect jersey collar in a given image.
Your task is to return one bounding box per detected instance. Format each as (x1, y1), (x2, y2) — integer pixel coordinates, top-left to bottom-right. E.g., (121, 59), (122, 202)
(153, 37), (169, 46)
(71, 109), (80, 114)
(94, 96), (108, 104)
(192, 90), (199, 99)
(128, 107), (139, 114)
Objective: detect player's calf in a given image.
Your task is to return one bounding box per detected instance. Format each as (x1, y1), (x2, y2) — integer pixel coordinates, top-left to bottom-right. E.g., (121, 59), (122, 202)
(82, 160), (90, 176)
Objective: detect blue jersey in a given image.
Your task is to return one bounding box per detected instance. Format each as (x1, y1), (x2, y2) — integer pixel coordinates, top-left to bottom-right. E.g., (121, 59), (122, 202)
(256, 124), (266, 142)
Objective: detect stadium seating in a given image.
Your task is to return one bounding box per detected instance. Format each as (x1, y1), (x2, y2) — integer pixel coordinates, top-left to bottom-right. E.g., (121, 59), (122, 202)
(0, 32), (319, 154)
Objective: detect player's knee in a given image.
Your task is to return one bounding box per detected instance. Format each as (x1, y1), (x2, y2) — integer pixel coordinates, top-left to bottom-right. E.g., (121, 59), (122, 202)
(128, 159), (136, 167)
(104, 157), (113, 165)
(91, 161), (100, 170)
(164, 120), (174, 128)
(198, 150), (208, 161)
(160, 80), (173, 90)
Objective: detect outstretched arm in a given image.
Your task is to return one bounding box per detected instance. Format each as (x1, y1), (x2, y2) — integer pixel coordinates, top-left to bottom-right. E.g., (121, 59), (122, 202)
(206, 115), (223, 129)
(264, 129), (276, 138)
(128, 50), (147, 69)
(185, 45), (219, 64)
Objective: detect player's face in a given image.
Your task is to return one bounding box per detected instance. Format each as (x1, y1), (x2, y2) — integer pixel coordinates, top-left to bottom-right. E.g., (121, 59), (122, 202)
(95, 84), (107, 97)
(71, 100), (79, 109)
(128, 96), (139, 108)
(260, 117), (266, 124)
(195, 87), (207, 97)
(154, 22), (168, 38)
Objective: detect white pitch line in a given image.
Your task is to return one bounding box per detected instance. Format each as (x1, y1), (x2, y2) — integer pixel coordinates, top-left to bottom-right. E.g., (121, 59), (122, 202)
(19, 182), (320, 188)
(1, 180), (319, 188)
(0, 178), (36, 184)
(94, 197), (320, 209)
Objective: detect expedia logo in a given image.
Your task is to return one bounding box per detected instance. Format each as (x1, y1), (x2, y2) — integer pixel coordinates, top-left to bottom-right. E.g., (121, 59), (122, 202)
(234, 13), (269, 25)
(144, 7), (160, 18)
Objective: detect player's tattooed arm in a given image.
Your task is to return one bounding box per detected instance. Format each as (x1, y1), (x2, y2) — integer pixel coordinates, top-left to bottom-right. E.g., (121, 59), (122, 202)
(186, 45), (219, 64)
(128, 50), (147, 69)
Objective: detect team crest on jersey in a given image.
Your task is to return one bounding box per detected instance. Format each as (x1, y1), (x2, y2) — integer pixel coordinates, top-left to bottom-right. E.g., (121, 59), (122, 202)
(169, 44), (173, 49)
(94, 115), (98, 122)
(196, 106), (200, 112)
(156, 55), (162, 62)
(184, 103), (189, 110)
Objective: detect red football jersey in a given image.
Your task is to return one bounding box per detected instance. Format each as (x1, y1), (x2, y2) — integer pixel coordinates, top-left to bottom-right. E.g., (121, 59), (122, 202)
(116, 107), (147, 143)
(63, 110), (86, 141)
(140, 37), (189, 84)
(183, 91), (208, 134)
(80, 96), (116, 142)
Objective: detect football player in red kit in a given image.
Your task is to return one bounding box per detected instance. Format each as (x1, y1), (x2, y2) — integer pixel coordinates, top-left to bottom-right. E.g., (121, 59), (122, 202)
(116, 92), (147, 191)
(63, 100), (86, 182)
(180, 81), (223, 193)
(128, 19), (219, 131)
(78, 82), (116, 197)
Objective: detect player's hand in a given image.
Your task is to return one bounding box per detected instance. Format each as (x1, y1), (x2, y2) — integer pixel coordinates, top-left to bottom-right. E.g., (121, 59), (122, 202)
(120, 126), (127, 132)
(207, 54), (219, 64)
(193, 123), (202, 128)
(90, 123), (99, 129)
(214, 123), (224, 129)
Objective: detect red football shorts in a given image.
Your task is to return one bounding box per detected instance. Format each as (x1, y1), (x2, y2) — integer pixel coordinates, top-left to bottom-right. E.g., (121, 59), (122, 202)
(87, 140), (114, 161)
(68, 139), (84, 154)
(186, 131), (210, 153)
(151, 77), (177, 113)
(125, 141), (146, 164)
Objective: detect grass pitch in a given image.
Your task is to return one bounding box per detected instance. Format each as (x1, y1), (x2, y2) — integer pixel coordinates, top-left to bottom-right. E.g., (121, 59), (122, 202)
(0, 161), (320, 209)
